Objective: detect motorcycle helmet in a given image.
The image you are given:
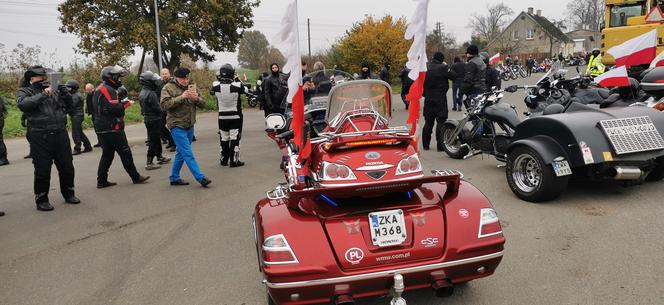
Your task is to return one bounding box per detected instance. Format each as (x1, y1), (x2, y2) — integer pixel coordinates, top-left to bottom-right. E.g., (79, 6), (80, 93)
(591, 48), (601, 57)
(139, 71), (161, 87)
(217, 64), (235, 81)
(65, 80), (80, 92)
(641, 67), (664, 97)
(22, 65), (51, 87)
(101, 65), (129, 88)
(616, 77), (640, 99)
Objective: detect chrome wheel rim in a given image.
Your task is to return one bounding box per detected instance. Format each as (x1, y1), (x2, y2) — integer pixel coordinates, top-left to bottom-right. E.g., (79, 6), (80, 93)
(443, 128), (461, 154)
(512, 154), (541, 193)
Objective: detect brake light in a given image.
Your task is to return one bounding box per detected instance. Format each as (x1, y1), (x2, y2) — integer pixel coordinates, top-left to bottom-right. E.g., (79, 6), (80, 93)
(395, 154), (422, 176)
(262, 234), (298, 265)
(478, 208), (502, 238)
(321, 162), (357, 181)
(655, 102), (664, 111)
(346, 138), (400, 147)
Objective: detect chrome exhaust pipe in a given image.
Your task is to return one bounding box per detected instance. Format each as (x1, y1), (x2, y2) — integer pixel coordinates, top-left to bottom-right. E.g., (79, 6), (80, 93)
(610, 166), (643, 180)
(431, 279), (454, 297)
(334, 294), (354, 305)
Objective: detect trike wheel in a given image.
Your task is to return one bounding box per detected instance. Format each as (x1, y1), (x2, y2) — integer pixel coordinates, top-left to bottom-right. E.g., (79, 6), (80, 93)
(442, 124), (470, 159)
(646, 157), (664, 182)
(506, 146), (568, 202)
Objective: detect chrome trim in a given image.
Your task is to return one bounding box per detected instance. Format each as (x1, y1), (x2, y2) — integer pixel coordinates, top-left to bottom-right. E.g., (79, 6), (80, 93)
(318, 174), (425, 187)
(262, 234), (300, 265)
(356, 164), (394, 171)
(263, 251), (504, 289)
(478, 208), (503, 239)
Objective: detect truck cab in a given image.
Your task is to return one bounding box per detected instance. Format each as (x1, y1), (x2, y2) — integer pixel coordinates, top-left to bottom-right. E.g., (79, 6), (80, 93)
(602, 0), (663, 65)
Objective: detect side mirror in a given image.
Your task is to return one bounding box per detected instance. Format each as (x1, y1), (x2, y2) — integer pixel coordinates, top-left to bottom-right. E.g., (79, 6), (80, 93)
(265, 114), (286, 130)
(505, 85), (519, 93)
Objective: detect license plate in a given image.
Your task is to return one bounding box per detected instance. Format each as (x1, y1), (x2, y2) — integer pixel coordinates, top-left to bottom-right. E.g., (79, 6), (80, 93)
(369, 210), (407, 247)
(552, 160), (572, 177)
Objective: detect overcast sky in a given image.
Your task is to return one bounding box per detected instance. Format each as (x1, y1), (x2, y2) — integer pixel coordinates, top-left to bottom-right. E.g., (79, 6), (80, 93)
(0, 0), (567, 69)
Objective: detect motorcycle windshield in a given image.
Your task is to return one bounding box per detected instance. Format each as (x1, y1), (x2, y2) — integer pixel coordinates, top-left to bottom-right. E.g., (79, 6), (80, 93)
(305, 70), (355, 111)
(537, 68), (556, 86)
(326, 80), (392, 122)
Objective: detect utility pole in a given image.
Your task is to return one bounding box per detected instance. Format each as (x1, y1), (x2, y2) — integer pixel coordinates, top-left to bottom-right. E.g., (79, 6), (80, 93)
(307, 18), (311, 58)
(154, 0), (163, 72)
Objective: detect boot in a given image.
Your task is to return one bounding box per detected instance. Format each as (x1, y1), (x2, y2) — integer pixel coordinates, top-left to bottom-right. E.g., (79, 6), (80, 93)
(220, 140), (230, 166)
(0, 158), (9, 166)
(132, 175), (150, 184)
(145, 157), (161, 170)
(229, 150), (244, 168)
(36, 201), (54, 211)
(157, 155), (171, 164)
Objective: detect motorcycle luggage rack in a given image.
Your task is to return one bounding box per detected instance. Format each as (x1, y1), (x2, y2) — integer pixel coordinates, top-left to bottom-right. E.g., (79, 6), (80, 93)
(266, 184), (289, 200)
(431, 169), (464, 179)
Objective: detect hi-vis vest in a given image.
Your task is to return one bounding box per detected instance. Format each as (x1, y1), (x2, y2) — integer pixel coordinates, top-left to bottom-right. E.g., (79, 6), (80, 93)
(586, 54), (606, 77)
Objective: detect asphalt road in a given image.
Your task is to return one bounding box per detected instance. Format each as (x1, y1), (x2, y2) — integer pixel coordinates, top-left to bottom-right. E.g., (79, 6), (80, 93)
(1, 72), (663, 305)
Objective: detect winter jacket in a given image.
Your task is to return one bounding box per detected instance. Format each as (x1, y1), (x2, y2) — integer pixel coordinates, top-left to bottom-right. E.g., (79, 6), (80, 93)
(93, 83), (130, 133)
(462, 55), (486, 95)
(139, 84), (163, 122)
(264, 72), (287, 110)
(380, 66), (391, 83)
(85, 93), (95, 116)
(398, 68), (413, 94)
(451, 62), (466, 83)
(16, 85), (72, 132)
(486, 66), (502, 90)
(68, 92), (85, 117)
(160, 80), (202, 130)
(211, 80), (249, 120)
(423, 59), (455, 117)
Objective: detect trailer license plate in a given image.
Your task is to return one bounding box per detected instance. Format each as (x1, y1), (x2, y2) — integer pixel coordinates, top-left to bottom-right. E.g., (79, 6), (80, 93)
(552, 160), (572, 177)
(369, 210), (406, 247)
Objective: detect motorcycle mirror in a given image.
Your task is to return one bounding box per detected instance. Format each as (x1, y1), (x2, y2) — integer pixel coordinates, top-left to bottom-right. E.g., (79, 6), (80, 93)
(265, 114), (286, 130)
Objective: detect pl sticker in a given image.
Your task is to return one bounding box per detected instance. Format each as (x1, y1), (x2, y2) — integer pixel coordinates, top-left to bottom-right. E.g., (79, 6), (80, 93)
(579, 141), (594, 164)
(345, 248), (364, 265)
(458, 209), (470, 218)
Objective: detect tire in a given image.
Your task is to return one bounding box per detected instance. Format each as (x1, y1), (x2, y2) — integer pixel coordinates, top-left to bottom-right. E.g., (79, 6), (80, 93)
(442, 124), (470, 159)
(506, 146), (569, 202)
(519, 68), (528, 78)
(645, 157), (664, 182)
(510, 71), (518, 80)
(500, 73), (510, 81)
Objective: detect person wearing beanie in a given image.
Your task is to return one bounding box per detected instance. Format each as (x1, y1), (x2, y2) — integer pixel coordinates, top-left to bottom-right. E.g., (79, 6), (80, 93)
(423, 51), (456, 151)
(359, 62), (377, 79)
(462, 44), (487, 101)
(161, 67), (211, 187)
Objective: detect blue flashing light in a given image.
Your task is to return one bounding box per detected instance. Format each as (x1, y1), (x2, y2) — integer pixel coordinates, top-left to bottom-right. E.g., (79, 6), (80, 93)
(319, 194), (339, 207)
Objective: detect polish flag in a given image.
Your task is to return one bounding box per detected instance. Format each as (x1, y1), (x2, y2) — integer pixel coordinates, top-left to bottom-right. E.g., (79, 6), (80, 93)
(276, 0), (310, 161)
(404, 0), (430, 136)
(594, 66), (630, 87)
(489, 53), (501, 65)
(649, 50), (664, 68)
(606, 29), (657, 68)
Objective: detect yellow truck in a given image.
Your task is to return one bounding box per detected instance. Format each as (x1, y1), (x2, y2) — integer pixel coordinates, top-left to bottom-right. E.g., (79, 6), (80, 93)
(602, 0), (664, 65)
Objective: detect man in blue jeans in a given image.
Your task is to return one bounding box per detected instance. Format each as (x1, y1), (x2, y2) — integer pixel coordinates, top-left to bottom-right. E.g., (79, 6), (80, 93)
(160, 68), (212, 187)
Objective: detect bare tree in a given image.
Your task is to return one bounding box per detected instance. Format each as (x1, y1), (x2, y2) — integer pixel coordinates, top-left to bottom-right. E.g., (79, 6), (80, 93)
(426, 22), (457, 60)
(566, 0), (605, 31)
(468, 3), (515, 43)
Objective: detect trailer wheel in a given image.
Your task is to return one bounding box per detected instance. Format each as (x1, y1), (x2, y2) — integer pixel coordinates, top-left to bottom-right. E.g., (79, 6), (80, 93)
(646, 157), (664, 182)
(442, 124), (470, 159)
(506, 146), (568, 202)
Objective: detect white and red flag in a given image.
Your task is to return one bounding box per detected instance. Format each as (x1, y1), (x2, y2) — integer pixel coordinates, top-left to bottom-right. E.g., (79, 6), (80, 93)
(489, 53), (501, 65)
(594, 65), (630, 87)
(650, 50), (664, 68)
(276, 0), (310, 161)
(404, 0), (430, 136)
(606, 29), (657, 68)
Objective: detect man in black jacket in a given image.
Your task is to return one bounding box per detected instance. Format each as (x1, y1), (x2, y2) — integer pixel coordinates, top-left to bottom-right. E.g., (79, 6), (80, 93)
(139, 71), (171, 170)
(93, 65), (149, 188)
(462, 45), (487, 106)
(66, 80), (92, 155)
(264, 63), (287, 115)
(16, 65), (80, 211)
(398, 66), (413, 110)
(423, 52), (455, 151)
(359, 62), (378, 79)
(0, 96), (8, 166)
(451, 57), (466, 111)
(481, 52), (502, 91)
(84, 83), (101, 147)
(380, 62), (391, 84)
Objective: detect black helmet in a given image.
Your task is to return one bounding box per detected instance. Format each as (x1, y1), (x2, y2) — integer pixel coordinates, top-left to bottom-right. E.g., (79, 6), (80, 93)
(65, 80), (80, 91)
(139, 71), (161, 87)
(218, 64), (235, 81)
(592, 48), (601, 56)
(101, 65), (129, 88)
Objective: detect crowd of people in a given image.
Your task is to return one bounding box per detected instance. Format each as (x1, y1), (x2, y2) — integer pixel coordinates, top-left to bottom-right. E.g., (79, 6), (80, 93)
(0, 43), (519, 214)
